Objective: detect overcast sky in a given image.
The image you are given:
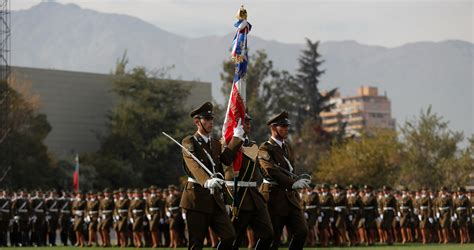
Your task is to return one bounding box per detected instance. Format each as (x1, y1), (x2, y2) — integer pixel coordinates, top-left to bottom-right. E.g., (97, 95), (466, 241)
(12, 0), (473, 47)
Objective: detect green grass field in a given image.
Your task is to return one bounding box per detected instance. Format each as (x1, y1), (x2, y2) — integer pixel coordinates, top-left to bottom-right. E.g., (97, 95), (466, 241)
(3, 244), (473, 250)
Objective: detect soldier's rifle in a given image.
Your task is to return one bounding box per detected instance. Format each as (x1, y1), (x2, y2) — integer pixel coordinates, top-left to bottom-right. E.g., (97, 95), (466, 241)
(162, 132), (225, 195)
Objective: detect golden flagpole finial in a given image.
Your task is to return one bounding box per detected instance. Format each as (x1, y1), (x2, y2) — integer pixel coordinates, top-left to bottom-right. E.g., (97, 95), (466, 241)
(236, 5), (247, 20)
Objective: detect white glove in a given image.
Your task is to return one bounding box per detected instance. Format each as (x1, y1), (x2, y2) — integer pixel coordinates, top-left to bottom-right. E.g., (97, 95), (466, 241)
(335, 207), (341, 212)
(146, 214), (152, 221)
(321, 212), (325, 217)
(376, 217), (382, 223)
(468, 217), (471, 222)
(233, 119), (245, 140)
(348, 215), (353, 221)
(292, 179), (310, 190)
(454, 213), (458, 219)
(418, 215), (422, 221)
(159, 218), (165, 224)
(429, 217), (434, 224)
(329, 217), (334, 223)
(204, 177), (224, 189)
(397, 212), (401, 217)
(181, 212), (186, 220)
(166, 211), (171, 218)
(436, 212), (440, 218)
(395, 216), (400, 222)
(451, 216), (456, 221)
(84, 216), (90, 223)
(380, 214), (384, 219)
(317, 216), (323, 223)
(13, 216), (20, 220)
(304, 212), (309, 219)
(129, 218), (134, 224)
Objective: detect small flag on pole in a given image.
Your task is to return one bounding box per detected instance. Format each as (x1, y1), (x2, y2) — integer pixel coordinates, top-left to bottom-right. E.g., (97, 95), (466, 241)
(73, 154), (79, 191)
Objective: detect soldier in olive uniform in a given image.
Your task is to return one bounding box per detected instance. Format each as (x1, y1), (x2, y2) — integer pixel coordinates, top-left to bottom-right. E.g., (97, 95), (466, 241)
(57, 191), (73, 246)
(158, 188), (170, 247)
(380, 186), (397, 245)
(469, 190), (474, 243)
(333, 184), (349, 246)
(86, 191), (100, 246)
(318, 183), (334, 247)
(347, 185), (363, 246)
(146, 185), (162, 247)
(223, 112), (274, 250)
(361, 185), (378, 246)
(30, 189), (47, 246)
(399, 187), (414, 244)
(45, 190), (59, 246)
(129, 189), (145, 247)
(417, 187), (433, 244)
(302, 185), (319, 247)
(72, 191), (87, 247)
(0, 189), (11, 246)
(166, 185), (185, 248)
(179, 102), (243, 250)
(454, 187), (471, 244)
(98, 188), (114, 247)
(12, 189), (31, 246)
(116, 188), (130, 247)
(257, 111), (310, 250)
(141, 188), (152, 247)
(436, 186), (453, 244)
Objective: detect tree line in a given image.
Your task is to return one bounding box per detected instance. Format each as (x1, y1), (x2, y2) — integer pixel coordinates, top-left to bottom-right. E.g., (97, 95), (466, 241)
(0, 39), (472, 190)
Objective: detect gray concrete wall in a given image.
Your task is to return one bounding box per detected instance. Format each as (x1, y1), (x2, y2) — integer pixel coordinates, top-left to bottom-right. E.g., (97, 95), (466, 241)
(11, 66), (211, 159)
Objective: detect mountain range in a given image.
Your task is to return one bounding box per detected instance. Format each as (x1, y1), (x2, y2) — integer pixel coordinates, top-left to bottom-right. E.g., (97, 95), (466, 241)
(11, 2), (474, 137)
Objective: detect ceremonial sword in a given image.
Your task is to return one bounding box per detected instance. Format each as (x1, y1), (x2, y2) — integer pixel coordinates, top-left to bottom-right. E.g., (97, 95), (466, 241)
(162, 132), (225, 194)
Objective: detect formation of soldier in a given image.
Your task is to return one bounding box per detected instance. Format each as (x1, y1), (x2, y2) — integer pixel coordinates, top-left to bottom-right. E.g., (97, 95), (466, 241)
(298, 184), (473, 247)
(0, 186), (186, 248)
(1, 101), (473, 249)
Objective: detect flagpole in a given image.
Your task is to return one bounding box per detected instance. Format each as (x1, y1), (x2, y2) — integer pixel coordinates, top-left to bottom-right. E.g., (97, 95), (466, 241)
(225, 5), (251, 221)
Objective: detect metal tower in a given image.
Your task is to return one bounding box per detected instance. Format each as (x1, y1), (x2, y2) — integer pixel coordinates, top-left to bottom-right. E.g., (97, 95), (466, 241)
(0, 0), (10, 81)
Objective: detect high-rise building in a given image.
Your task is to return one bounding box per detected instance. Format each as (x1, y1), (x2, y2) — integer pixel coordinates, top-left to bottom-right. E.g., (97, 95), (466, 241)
(320, 86), (396, 136)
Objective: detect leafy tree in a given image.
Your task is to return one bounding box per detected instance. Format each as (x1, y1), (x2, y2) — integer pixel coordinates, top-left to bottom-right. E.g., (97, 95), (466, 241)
(82, 60), (193, 189)
(315, 129), (401, 187)
(0, 80), (56, 189)
(398, 106), (468, 189)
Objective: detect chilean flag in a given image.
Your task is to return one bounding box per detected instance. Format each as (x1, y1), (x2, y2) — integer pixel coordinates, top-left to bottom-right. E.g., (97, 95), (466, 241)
(222, 18), (251, 174)
(73, 154), (79, 191)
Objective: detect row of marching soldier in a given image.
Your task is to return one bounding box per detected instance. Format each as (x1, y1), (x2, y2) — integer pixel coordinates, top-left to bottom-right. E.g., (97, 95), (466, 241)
(0, 186), (185, 248)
